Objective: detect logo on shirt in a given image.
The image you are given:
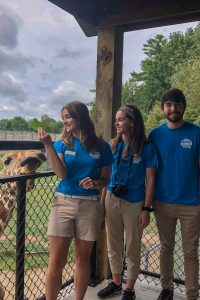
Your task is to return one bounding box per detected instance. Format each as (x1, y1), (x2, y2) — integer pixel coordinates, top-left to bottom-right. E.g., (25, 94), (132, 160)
(180, 138), (192, 149)
(65, 150), (76, 155)
(90, 152), (100, 159)
(132, 155), (141, 164)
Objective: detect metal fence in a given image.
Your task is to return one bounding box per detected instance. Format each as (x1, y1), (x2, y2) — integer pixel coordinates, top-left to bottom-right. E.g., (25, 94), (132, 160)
(0, 177), (187, 300)
(0, 131), (60, 141)
(0, 172), (75, 300)
(137, 218), (186, 295)
(0, 141), (76, 300)
(0, 141), (188, 299)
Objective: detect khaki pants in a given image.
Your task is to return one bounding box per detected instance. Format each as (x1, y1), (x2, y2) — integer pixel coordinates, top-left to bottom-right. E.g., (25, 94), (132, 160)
(105, 191), (143, 280)
(154, 202), (200, 300)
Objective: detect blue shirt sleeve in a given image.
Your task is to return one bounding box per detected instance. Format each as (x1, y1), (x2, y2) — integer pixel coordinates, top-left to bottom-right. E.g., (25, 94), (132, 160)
(99, 142), (114, 168)
(148, 129), (155, 143)
(53, 140), (65, 154)
(144, 142), (159, 168)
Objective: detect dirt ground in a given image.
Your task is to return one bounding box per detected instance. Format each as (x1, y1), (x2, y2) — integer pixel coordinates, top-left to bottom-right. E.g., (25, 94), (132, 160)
(0, 263), (75, 300)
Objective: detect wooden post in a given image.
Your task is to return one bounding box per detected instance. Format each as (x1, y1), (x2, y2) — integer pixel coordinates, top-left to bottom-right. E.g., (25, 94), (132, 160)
(95, 26), (124, 279)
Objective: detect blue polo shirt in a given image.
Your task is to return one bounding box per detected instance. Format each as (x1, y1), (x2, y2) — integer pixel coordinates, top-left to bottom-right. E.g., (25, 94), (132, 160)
(149, 122), (200, 205)
(54, 137), (113, 196)
(107, 141), (158, 203)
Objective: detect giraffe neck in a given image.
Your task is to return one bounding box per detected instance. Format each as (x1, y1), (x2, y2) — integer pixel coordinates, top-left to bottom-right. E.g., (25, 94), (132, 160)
(0, 184), (18, 238)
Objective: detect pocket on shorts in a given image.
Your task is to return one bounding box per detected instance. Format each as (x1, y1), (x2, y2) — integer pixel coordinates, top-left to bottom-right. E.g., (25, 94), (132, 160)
(51, 193), (65, 206)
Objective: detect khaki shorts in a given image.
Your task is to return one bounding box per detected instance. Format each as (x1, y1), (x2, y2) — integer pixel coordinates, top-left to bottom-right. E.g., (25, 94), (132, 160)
(47, 192), (103, 241)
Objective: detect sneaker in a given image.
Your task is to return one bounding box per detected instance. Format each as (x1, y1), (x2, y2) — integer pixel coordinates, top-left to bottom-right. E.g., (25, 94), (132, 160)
(121, 289), (136, 300)
(157, 289), (174, 300)
(97, 281), (122, 299)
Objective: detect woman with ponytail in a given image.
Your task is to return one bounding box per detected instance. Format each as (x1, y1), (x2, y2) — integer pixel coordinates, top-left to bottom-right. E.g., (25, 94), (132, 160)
(97, 105), (158, 300)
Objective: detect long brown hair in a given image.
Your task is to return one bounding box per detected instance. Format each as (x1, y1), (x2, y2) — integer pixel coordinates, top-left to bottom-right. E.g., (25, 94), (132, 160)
(61, 101), (102, 151)
(111, 104), (147, 158)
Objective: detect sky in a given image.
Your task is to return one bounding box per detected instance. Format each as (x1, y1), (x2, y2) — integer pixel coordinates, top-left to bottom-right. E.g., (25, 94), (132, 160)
(0, 0), (198, 121)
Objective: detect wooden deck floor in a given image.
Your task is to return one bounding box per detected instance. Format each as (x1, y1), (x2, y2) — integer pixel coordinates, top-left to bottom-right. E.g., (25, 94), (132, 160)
(61, 280), (185, 300)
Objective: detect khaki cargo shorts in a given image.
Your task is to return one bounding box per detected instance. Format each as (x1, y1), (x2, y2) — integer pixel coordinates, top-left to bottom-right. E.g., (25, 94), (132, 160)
(48, 192), (103, 241)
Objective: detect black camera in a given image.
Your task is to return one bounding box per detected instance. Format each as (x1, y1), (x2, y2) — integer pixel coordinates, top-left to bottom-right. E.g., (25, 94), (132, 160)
(112, 184), (128, 198)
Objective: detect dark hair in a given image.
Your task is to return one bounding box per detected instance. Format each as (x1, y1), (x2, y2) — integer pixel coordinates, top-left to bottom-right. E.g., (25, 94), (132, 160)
(111, 104), (147, 158)
(160, 88), (186, 109)
(61, 101), (102, 151)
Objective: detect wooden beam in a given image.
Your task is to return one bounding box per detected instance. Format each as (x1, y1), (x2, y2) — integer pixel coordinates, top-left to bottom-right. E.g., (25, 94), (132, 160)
(97, 0), (200, 27)
(95, 27), (124, 140)
(48, 0), (98, 25)
(48, 0), (200, 36)
(122, 12), (200, 33)
(95, 26), (124, 279)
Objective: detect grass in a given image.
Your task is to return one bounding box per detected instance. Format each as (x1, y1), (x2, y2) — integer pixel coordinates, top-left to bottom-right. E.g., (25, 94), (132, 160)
(0, 171), (158, 271)
(0, 156), (183, 280)
(0, 175), (75, 271)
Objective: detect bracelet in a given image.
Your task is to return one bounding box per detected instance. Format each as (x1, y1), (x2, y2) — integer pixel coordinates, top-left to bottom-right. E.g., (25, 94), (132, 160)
(142, 206), (154, 212)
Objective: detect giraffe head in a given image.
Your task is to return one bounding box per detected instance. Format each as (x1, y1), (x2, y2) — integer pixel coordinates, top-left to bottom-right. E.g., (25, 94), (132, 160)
(0, 150), (47, 230)
(1, 150), (47, 190)
(0, 150), (47, 299)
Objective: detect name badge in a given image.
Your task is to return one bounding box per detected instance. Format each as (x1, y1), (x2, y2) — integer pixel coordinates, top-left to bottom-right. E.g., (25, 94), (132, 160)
(65, 150), (76, 155)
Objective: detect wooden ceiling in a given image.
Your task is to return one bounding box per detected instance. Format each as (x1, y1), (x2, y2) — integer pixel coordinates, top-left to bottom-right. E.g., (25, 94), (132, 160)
(48, 0), (200, 36)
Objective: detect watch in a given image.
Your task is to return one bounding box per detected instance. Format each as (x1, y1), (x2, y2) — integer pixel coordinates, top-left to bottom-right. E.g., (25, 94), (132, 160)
(142, 206), (154, 212)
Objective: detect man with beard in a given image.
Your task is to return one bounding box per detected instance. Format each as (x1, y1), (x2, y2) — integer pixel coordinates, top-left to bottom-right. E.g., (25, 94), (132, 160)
(149, 88), (200, 300)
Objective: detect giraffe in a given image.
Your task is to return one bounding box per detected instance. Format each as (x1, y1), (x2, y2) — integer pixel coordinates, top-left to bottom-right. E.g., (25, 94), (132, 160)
(0, 150), (47, 300)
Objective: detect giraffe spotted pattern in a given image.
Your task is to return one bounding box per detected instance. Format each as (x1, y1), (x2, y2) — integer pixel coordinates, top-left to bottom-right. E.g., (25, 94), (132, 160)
(0, 150), (47, 299)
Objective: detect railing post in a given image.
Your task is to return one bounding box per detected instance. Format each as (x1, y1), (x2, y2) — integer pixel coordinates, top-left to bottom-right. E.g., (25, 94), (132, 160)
(15, 179), (27, 300)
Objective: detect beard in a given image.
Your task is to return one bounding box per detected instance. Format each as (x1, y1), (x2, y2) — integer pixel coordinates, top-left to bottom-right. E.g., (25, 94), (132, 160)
(164, 111), (184, 123)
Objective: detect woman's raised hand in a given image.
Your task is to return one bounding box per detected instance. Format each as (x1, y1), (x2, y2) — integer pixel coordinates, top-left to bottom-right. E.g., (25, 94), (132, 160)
(38, 128), (53, 147)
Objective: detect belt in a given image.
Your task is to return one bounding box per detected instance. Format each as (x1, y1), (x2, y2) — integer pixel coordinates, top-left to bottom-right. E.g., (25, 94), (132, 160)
(55, 192), (99, 201)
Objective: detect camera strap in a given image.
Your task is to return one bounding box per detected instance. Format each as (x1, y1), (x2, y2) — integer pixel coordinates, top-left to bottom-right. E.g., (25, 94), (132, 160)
(113, 141), (133, 185)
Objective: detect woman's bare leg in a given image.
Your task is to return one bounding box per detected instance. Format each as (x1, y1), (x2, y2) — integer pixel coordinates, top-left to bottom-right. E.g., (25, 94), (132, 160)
(45, 236), (71, 300)
(74, 239), (94, 300)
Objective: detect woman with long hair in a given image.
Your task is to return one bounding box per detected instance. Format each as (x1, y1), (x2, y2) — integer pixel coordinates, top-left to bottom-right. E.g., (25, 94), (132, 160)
(97, 105), (158, 300)
(38, 101), (113, 300)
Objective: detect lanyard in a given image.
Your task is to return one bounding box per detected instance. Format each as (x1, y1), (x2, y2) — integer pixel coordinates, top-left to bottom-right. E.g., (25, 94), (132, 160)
(113, 141), (133, 185)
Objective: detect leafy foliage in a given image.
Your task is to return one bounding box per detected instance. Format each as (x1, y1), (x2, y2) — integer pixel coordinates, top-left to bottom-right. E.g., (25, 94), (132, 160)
(122, 25), (200, 116)
(171, 57), (200, 125)
(145, 103), (165, 134)
(87, 100), (96, 121)
(0, 115), (63, 133)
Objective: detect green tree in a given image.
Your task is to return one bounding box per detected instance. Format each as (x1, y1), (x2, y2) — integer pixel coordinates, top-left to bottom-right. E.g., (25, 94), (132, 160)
(122, 26), (198, 115)
(40, 114), (63, 133)
(0, 116), (63, 133)
(0, 119), (11, 130)
(122, 75), (149, 116)
(145, 103), (165, 134)
(87, 87), (96, 121)
(145, 55), (200, 133)
(10, 116), (28, 131)
(28, 118), (39, 131)
(87, 101), (96, 122)
(40, 114), (53, 131)
(171, 57), (200, 125)
(54, 121), (63, 133)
